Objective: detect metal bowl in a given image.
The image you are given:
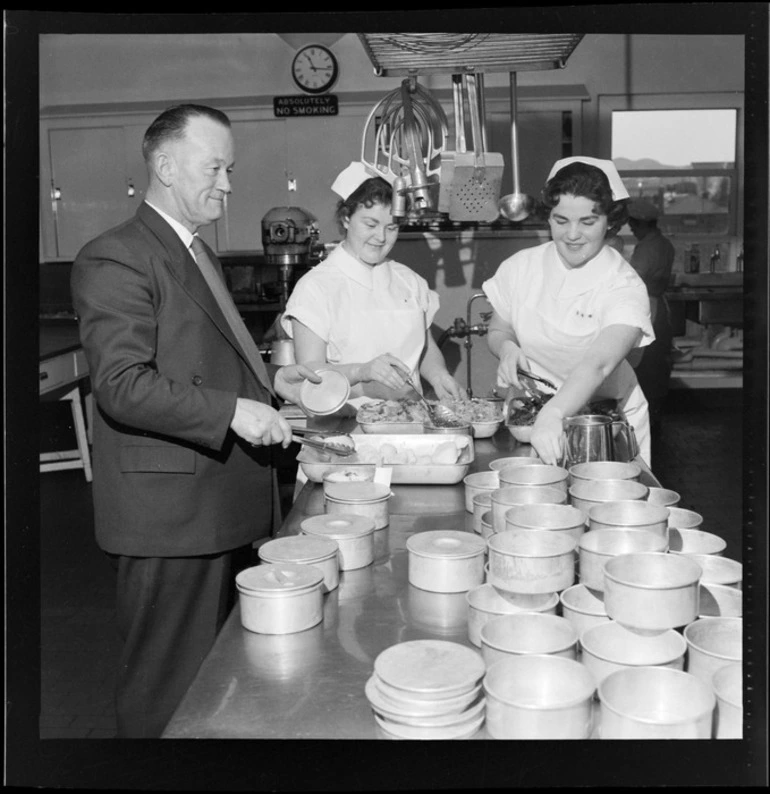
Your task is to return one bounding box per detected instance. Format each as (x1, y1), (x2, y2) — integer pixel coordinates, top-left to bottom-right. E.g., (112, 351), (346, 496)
(684, 616), (743, 686)
(646, 487), (681, 507)
(668, 528), (727, 556)
(712, 662), (743, 738)
(580, 620), (687, 686)
(504, 502), (587, 544)
(667, 506), (704, 529)
(466, 584), (558, 647)
(489, 455), (543, 472)
(463, 470), (501, 513)
(499, 463), (570, 494)
(490, 485), (567, 533)
(569, 461), (642, 484)
(598, 666), (716, 739)
(698, 582), (742, 618)
(471, 419), (503, 439)
(559, 584), (610, 636)
(480, 613), (579, 667)
(588, 500), (670, 540)
(569, 478), (649, 518)
(685, 554), (742, 588)
(484, 654), (597, 739)
(578, 529), (669, 593)
(602, 552), (702, 632)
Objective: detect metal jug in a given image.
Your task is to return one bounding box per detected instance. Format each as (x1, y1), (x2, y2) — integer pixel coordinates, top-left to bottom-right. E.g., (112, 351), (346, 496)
(563, 414), (639, 467)
(269, 339), (295, 366)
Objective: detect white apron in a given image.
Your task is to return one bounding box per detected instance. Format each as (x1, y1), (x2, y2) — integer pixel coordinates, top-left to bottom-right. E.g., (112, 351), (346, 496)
(515, 278), (651, 466)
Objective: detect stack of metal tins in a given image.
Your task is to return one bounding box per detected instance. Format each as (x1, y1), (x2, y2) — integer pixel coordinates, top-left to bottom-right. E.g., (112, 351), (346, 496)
(366, 640), (486, 739)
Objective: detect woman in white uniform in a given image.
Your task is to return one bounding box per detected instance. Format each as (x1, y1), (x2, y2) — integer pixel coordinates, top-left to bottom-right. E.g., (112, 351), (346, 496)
(281, 161), (463, 404)
(483, 157), (654, 466)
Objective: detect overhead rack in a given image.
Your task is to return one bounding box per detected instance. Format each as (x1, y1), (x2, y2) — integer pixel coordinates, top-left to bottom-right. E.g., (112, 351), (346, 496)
(357, 33), (585, 76)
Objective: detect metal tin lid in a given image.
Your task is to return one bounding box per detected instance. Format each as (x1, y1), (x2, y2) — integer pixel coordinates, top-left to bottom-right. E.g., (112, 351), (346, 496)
(235, 562), (324, 594)
(300, 513), (376, 539)
(299, 369), (350, 415)
(258, 535), (339, 565)
(406, 530), (486, 560)
(374, 639), (485, 695)
(324, 482), (391, 503)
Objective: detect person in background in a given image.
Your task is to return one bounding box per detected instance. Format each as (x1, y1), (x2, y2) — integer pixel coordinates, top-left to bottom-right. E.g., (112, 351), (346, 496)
(483, 156), (654, 466)
(281, 161), (463, 406)
(626, 197), (676, 428)
(71, 104), (320, 738)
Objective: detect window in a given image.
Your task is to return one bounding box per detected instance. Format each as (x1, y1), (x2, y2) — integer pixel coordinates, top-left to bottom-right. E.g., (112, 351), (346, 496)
(599, 93), (743, 237)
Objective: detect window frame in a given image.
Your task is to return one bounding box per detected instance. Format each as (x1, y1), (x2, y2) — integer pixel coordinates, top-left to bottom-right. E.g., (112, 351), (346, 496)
(598, 92), (744, 237)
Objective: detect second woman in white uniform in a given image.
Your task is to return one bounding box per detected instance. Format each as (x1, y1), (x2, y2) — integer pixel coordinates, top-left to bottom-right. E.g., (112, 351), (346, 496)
(484, 156), (655, 467)
(281, 161), (463, 404)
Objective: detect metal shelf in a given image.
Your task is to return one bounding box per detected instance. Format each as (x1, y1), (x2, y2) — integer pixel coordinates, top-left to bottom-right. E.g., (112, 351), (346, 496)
(358, 33), (584, 77)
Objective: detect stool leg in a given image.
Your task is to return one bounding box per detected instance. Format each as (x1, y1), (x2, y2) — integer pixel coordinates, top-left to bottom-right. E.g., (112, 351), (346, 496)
(70, 389), (93, 482)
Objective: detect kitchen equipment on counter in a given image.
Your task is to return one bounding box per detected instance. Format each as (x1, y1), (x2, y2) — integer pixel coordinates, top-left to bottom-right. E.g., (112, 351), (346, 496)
(261, 206), (321, 308)
(463, 471), (501, 513)
(587, 500), (670, 540)
(480, 612), (579, 666)
(298, 369), (351, 417)
(235, 562), (325, 635)
(683, 554), (742, 588)
(437, 74), (465, 213)
(580, 621), (687, 686)
(497, 72), (535, 222)
(487, 529), (576, 594)
(559, 584), (610, 636)
(698, 583), (742, 618)
(569, 478), (649, 520)
(406, 530), (486, 594)
(269, 338), (296, 366)
(503, 502), (586, 544)
(488, 455), (543, 471)
(297, 433), (474, 485)
(471, 492), (494, 534)
(498, 463), (570, 495)
(448, 73), (504, 223)
(258, 535), (340, 594)
(597, 666), (715, 739)
(646, 486), (681, 507)
(667, 506), (704, 530)
(684, 616), (743, 687)
(712, 662), (743, 739)
(563, 414), (639, 466)
(321, 466), (377, 493)
(300, 513), (376, 570)
(466, 584), (558, 648)
(569, 460), (642, 484)
(323, 482), (392, 530)
(407, 585), (469, 636)
(578, 529), (669, 593)
(668, 528), (727, 556)
(480, 511), (494, 542)
(491, 484), (567, 533)
(602, 552), (702, 633)
(484, 654), (596, 740)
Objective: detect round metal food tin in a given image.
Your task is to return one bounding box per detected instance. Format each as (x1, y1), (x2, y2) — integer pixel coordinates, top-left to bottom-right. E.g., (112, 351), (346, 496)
(588, 500), (670, 540)
(324, 481), (392, 529)
(299, 368), (350, 416)
(463, 470), (500, 513)
(300, 513), (376, 570)
(406, 530), (486, 593)
(472, 492), (493, 534)
(235, 563), (324, 635)
(258, 534), (340, 593)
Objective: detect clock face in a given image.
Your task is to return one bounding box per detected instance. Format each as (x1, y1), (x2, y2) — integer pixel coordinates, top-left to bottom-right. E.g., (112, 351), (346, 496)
(292, 44), (339, 94)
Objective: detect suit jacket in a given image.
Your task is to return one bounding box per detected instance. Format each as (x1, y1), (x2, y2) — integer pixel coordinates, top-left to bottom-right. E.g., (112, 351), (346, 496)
(71, 202), (279, 557)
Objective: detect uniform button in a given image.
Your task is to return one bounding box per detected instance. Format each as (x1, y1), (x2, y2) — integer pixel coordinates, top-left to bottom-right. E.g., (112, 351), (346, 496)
(192, 375), (203, 386)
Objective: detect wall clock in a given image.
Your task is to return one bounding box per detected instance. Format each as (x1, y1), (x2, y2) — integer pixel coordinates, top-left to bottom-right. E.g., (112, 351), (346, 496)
(291, 44), (339, 94)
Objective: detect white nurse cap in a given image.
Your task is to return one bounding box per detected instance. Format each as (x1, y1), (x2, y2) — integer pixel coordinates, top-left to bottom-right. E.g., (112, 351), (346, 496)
(331, 160), (396, 199)
(546, 156), (630, 201)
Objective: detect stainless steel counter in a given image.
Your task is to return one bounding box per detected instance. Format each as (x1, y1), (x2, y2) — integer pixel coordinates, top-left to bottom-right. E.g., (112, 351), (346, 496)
(162, 431), (659, 740)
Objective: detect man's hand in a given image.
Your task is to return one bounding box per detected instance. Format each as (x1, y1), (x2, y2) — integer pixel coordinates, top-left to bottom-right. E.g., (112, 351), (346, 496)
(273, 364), (323, 406)
(230, 398), (294, 448)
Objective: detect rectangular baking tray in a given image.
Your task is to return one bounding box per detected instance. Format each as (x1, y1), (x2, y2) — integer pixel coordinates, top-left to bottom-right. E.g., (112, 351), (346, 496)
(297, 434), (474, 484)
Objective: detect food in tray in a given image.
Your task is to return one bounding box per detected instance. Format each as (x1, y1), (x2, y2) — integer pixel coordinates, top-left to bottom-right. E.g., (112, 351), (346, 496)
(301, 435), (472, 466)
(507, 394), (621, 429)
(356, 399), (429, 424)
(356, 397), (502, 426)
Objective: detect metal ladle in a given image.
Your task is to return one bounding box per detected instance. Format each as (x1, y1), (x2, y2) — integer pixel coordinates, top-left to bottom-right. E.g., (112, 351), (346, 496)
(498, 72), (534, 222)
(405, 373), (463, 427)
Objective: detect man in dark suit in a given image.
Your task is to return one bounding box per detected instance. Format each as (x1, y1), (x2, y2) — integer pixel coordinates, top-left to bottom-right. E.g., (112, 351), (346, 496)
(71, 104), (320, 738)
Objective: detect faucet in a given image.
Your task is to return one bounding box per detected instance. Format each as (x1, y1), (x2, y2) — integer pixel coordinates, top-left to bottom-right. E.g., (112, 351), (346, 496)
(438, 292), (492, 397)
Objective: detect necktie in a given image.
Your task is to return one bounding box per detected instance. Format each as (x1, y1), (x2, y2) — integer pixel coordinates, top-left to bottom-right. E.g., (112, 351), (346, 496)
(190, 235), (275, 398)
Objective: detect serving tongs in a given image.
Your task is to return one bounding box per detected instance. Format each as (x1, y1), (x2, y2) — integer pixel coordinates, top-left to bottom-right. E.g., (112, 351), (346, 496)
(516, 369), (557, 401)
(290, 427), (355, 457)
(404, 373), (464, 428)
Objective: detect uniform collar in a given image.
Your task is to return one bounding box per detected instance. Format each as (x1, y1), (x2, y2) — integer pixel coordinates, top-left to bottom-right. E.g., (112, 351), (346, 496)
(544, 241), (615, 298)
(333, 243), (391, 289)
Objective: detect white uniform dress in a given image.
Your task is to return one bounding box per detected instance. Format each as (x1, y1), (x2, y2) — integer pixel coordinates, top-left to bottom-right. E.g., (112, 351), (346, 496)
(281, 243), (439, 404)
(482, 241), (655, 465)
